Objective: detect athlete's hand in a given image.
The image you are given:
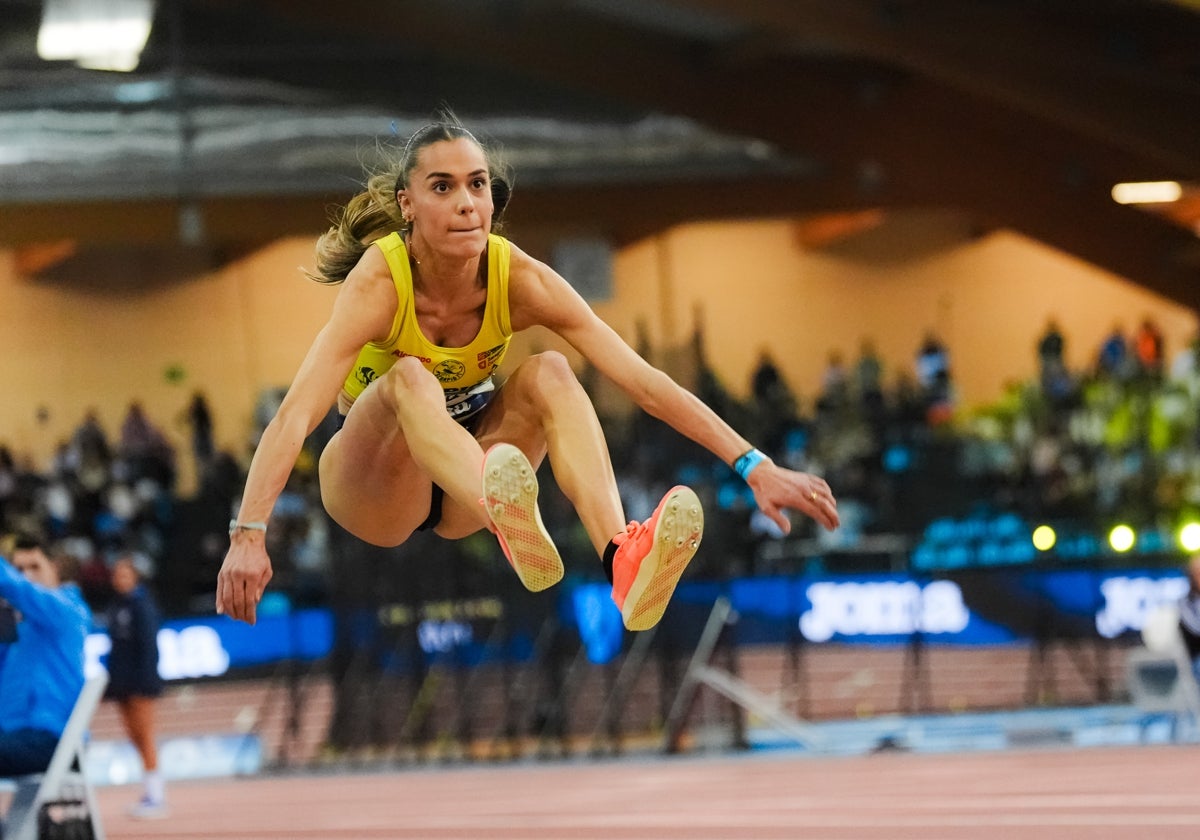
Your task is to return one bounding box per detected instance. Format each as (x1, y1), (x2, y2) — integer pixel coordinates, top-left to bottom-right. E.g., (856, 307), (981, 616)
(747, 459), (839, 533)
(216, 533), (274, 625)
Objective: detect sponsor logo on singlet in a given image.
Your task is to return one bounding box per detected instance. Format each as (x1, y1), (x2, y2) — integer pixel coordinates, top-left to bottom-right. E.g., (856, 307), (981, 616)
(477, 343), (506, 370)
(433, 359), (467, 383)
(391, 350), (433, 363)
(355, 366), (378, 387)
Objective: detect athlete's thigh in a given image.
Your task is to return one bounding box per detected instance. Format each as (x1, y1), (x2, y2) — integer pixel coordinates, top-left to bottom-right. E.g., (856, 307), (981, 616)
(470, 352), (584, 459)
(432, 372), (551, 539)
(319, 386), (433, 546)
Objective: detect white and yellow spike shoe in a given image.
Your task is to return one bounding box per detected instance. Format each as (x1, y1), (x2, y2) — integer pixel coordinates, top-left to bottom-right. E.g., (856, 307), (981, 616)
(481, 443), (564, 592)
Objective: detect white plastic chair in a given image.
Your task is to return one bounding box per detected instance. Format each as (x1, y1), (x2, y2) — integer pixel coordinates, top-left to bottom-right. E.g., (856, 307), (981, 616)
(1127, 605), (1200, 742)
(2, 673), (108, 840)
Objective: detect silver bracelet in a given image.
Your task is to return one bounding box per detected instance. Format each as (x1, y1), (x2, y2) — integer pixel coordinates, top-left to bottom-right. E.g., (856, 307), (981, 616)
(229, 519), (268, 536)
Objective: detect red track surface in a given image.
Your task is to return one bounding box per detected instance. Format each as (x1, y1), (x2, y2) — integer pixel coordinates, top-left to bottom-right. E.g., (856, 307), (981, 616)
(93, 744), (1200, 839)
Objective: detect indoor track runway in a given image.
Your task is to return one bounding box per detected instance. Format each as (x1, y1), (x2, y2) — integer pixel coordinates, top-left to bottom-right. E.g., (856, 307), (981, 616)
(95, 743), (1200, 839)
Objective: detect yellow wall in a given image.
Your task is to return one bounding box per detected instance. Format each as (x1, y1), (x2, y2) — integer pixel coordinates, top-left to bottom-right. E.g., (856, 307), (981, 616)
(0, 240), (336, 484)
(1, 214), (1194, 476)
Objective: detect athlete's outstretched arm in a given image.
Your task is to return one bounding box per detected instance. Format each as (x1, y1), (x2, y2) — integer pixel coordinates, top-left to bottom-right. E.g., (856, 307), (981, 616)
(507, 245), (839, 534)
(217, 247), (397, 624)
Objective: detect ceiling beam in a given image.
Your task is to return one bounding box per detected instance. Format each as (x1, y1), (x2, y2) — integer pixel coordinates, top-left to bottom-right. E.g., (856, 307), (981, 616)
(12, 0), (1196, 304)
(667, 0), (1200, 175)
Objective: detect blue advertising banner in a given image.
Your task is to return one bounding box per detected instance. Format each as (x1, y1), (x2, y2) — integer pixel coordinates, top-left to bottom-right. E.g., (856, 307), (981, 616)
(729, 568), (1188, 647)
(82, 568), (1191, 677)
(87, 608), (333, 681)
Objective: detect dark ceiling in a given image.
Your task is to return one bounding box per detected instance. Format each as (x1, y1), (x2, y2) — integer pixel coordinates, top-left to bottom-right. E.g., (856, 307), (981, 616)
(1, 0), (1199, 305)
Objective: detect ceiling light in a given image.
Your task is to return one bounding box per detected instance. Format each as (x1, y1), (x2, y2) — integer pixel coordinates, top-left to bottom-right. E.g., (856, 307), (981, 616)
(1111, 181), (1183, 205)
(37, 0), (156, 73)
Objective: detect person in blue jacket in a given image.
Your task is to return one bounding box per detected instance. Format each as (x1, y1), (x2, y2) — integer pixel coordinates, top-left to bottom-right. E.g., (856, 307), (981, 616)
(105, 553), (167, 818)
(0, 535), (92, 777)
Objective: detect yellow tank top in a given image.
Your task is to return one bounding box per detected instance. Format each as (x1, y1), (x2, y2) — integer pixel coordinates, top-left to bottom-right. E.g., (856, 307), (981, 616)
(341, 231), (513, 423)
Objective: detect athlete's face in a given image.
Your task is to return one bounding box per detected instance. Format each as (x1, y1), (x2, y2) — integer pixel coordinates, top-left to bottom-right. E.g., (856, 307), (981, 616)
(399, 138), (493, 260)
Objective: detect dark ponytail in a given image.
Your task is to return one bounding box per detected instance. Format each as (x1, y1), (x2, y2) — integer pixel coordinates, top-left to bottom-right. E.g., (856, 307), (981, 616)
(491, 175), (512, 222)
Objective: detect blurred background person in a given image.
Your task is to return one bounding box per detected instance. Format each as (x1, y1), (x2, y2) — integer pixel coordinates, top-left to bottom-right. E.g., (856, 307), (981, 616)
(1133, 316), (1166, 381)
(180, 390), (215, 484)
(0, 535), (91, 776)
(1096, 322), (1130, 380)
(1180, 554), (1200, 684)
(105, 552), (167, 819)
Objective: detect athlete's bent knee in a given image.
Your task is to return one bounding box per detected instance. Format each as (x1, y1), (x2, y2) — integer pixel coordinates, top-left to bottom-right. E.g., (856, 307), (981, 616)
(379, 355), (442, 412)
(386, 354), (439, 391)
(526, 350), (579, 390)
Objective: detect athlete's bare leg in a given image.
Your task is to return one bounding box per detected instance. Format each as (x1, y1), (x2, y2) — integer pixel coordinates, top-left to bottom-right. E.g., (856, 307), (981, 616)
(318, 355), (484, 546)
(319, 352), (625, 556)
(438, 351), (626, 555)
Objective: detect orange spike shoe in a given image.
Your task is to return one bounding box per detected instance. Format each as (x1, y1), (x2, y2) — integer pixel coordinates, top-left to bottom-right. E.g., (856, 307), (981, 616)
(611, 486), (704, 631)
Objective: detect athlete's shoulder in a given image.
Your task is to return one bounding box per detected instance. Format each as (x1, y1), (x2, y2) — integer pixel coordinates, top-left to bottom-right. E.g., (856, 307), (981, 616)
(346, 238), (398, 286)
(503, 237), (550, 279)
(372, 230), (405, 257)
(335, 241), (402, 338)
